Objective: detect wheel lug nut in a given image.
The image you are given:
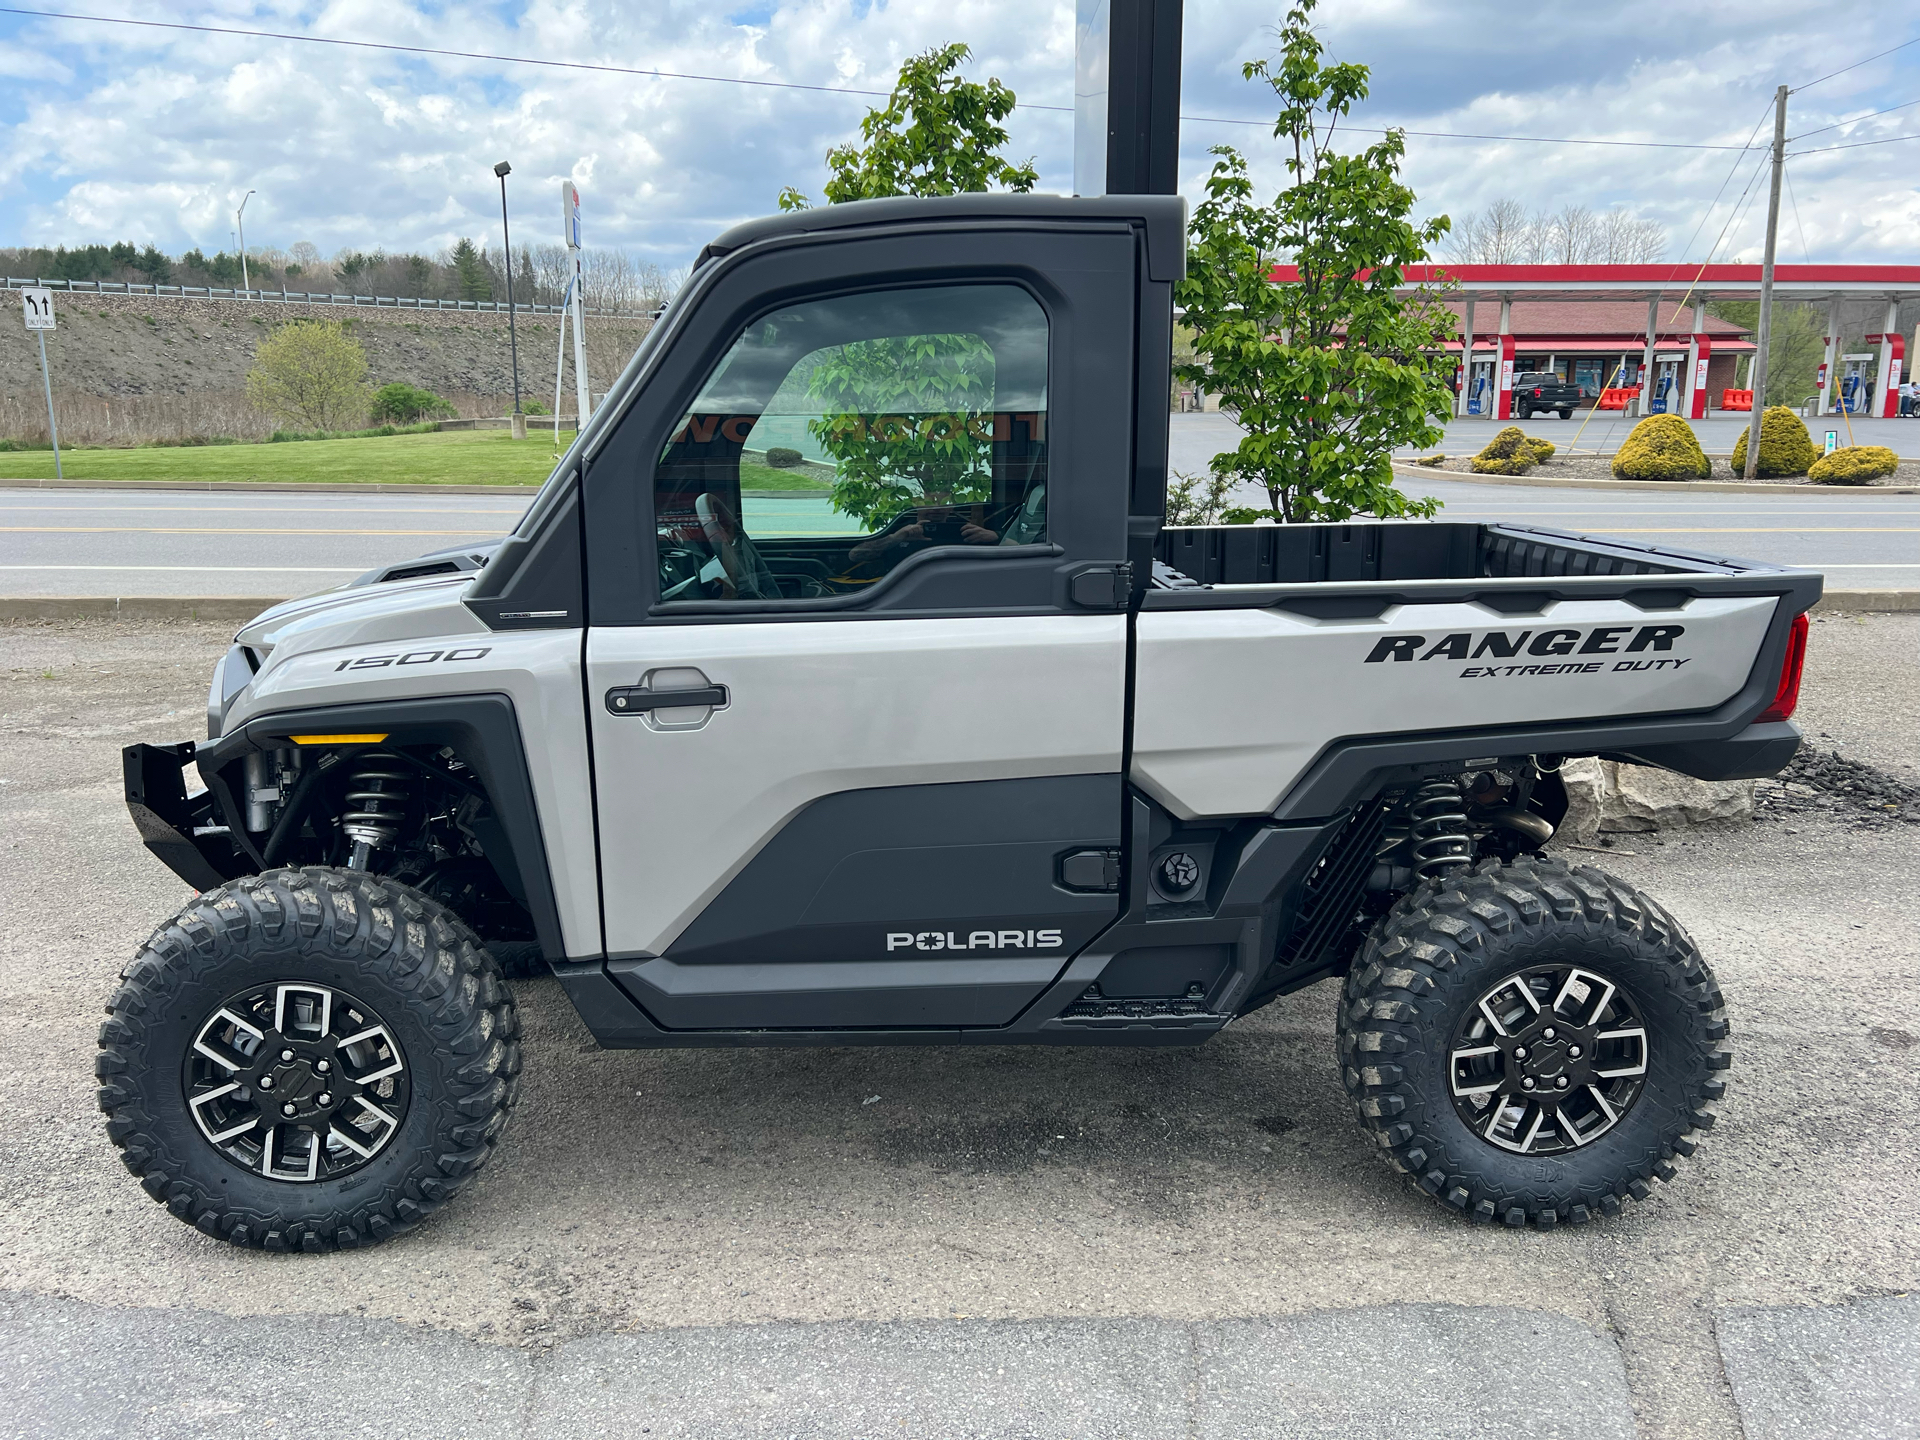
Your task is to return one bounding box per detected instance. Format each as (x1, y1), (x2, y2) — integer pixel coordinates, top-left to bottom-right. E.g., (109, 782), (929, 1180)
(1514, 1046), (1529, 1060)
(280, 1048), (295, 1061)
(258, 1075), (275, 1090)
(1568, 1045), (1582, 1059)
(1543, 1027), (1557, 1040)
(315, 1060), (330, 1075)
(1522, 1076), (1536, 1089)
(317, 1092), (332, 1107)
(1555, 1076), (1569, 1089)
(281, 1101), (297, 1116)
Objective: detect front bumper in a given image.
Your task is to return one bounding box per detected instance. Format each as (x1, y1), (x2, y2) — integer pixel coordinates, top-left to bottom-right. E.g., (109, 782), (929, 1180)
(124, 742), (246, 892)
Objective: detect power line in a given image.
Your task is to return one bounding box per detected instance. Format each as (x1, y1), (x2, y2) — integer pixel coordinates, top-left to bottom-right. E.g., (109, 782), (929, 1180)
(1789, 94), (1920, 140)
(1782, 161), (1812, 265)
(1789, 130), (1920, 155)
(1, 5), (1761, 155)
(1793, 36), (1920, 93)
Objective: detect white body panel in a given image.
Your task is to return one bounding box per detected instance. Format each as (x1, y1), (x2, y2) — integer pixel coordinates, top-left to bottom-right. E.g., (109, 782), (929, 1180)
(587, 615), (1125, 957)
(225, 579), (601, 959)
(1132, 593), (1778, 820)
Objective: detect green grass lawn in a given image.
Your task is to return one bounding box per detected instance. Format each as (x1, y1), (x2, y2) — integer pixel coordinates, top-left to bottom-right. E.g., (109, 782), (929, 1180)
(0, 429), (835, 490)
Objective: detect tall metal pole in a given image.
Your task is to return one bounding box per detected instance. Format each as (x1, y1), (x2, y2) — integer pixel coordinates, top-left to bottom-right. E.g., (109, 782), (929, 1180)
(494, 161), (525, 440)
(237, 190), (254, 295)
(37, 331), (61, 479)
(1744, 85), (1788, 479)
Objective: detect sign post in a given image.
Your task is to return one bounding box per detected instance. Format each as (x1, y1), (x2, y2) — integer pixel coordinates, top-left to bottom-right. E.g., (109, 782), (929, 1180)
(563, 181), (591, 428)
(22, 288), (61, 479)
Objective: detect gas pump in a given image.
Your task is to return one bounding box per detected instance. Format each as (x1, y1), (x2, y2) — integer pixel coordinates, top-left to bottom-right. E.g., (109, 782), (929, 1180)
(1838, 354), (1874, 413)
(1465, 358), (1494, 415)
(1866, 331), (1905, 419)
(1684, 333), (1713, 418)
(1648, 356), (1681, 414)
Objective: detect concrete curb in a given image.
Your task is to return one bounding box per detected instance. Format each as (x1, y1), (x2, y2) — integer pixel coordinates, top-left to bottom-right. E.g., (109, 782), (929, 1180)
(0, 477), (544, 497)
(2, 589), (1915, 622)
(0, 596), (289, 622)
(1392, 464), (1920, 496)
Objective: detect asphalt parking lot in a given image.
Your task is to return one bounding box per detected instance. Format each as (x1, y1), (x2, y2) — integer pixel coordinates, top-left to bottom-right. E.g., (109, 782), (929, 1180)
(0, 614), (1915, 1439)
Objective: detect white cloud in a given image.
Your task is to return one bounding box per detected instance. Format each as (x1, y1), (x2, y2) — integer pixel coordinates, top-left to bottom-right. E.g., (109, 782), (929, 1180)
(0, 1), (1912, 264)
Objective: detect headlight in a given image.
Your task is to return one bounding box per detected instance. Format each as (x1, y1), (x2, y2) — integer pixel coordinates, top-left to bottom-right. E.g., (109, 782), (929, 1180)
(206, 644), (256, 739)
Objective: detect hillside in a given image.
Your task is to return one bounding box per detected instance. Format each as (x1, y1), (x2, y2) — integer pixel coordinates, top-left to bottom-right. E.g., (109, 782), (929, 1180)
(0, 291), (653, 444)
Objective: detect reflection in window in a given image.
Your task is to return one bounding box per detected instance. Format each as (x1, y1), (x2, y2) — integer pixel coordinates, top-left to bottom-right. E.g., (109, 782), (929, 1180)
(654, 285), (1048, 602)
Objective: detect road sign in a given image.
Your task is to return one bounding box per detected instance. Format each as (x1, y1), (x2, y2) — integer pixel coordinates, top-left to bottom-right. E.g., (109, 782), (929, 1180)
(1824, 431), (1838, 455)
(562, 181), (582, 250)
(22, 287), (55, 330)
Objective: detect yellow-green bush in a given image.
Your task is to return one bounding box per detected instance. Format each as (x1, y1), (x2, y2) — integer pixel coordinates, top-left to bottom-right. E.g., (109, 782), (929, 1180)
(1471, 426), (1538, 475)
(1526, 437), (1555, 462)
(1729, 406), (1818, 478)
(1807, 445), (1899, 485)
(1611, 415), (1709, 481)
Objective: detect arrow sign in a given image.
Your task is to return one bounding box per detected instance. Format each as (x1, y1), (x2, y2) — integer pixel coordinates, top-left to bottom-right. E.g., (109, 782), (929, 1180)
(22, 287), (55, 330)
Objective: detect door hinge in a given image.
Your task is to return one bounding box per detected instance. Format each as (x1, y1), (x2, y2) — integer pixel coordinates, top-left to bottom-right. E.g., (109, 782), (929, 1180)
(1068, 563), (1133, 611)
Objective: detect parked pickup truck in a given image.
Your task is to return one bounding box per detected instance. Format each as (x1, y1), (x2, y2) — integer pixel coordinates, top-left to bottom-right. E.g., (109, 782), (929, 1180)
(1513, 371), (1582, 419)
(102, 194), (1817, 1251)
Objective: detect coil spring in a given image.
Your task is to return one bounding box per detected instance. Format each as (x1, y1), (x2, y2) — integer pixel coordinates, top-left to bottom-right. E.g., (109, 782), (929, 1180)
(340, 754), (410, 854)
(1408, 776), (1473, 878)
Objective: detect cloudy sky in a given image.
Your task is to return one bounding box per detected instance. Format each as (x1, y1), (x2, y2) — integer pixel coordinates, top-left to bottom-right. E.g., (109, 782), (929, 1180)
(0, 1), (1915, 270)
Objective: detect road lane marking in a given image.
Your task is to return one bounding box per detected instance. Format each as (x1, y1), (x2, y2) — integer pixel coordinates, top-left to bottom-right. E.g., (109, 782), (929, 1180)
(0, 527), (502, 536)
(0, 565), (362, 573)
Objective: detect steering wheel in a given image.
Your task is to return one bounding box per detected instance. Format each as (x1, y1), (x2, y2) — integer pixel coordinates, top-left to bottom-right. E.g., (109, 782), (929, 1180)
(695, 492), (781, 600)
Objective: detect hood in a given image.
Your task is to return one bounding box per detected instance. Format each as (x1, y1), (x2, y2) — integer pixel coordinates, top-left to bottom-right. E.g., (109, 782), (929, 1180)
(234, 571), (491, 664)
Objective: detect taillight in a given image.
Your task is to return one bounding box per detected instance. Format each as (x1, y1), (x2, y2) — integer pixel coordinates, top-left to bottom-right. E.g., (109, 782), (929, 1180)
(1757, 613), (1809, 722)
(1533, 387), (1542, 397)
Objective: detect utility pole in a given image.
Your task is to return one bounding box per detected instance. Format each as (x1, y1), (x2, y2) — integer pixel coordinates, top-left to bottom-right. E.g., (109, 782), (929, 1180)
(494, 161), (526, 441)
(237, 190), (255, 294)
(1744, 85), (1787, 480)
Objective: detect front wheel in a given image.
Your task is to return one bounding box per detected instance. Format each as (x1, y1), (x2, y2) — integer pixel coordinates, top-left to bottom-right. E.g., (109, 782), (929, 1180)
(1337, 857), (1728, 1227)
(97, 867), (521, 1251)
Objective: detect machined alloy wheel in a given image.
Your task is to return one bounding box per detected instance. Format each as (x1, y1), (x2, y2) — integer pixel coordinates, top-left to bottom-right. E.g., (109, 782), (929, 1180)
(1447, 964), (1648, 1156)
(1338, 856), (1730, 1228)
(99, 867), (520, 1251)
(185, 981), (411, 1183)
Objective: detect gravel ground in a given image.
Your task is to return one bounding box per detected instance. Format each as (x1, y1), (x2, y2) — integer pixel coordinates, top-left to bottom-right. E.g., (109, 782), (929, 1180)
(0, 615), (1915, 1440)
(1407, 453), (1920, 486)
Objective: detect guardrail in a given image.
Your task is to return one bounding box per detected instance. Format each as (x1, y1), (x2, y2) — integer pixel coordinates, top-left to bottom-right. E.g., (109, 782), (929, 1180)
(2, 274), (658, 318)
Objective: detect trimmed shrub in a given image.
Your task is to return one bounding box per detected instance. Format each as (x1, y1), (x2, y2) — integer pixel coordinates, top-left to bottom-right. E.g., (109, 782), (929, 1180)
(1808, 445), (1899, 485)
(1470, 426), (1538, 475)
(1526, 437), (1555, 462)
(1729, 406), (1818, 478)
(1611, 415), (1708, 481)
(764, 446), (805, 469)
(368, 382), (456, 425)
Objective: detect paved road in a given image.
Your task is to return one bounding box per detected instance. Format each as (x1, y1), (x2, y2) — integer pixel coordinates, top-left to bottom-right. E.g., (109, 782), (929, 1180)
(0, 411), (1912, 597)
(0, 616), (1915, 1437)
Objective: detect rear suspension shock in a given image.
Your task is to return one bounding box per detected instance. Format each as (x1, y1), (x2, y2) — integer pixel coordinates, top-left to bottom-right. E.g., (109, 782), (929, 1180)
(1407, 776), (1474, 878)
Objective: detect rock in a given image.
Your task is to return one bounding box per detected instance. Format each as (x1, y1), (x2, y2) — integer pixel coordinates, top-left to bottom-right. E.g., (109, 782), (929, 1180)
(1554, 758), (1754, 842)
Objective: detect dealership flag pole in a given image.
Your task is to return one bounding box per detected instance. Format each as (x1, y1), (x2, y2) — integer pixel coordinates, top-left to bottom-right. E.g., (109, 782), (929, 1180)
(1744, 85), (1787, 479)
(563, 181), (591, 427)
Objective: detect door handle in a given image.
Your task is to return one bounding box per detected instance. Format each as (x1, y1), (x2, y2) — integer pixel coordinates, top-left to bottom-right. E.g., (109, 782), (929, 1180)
(606, 684), (729, 714)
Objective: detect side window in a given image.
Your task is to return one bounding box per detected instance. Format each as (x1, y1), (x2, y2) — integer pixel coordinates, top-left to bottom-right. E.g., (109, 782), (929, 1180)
(653, 284), (1048, 603)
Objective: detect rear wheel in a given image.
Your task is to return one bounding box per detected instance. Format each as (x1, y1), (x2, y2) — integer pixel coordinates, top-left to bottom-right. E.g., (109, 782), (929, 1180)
(97, 867), (520, 1251)
(1337, 856), (1728, 1227)
(1558, 408), (1574, 419)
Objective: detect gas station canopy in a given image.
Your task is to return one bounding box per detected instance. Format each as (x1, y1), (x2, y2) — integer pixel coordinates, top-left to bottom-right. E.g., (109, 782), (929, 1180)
(1267, 263), (1920, 422)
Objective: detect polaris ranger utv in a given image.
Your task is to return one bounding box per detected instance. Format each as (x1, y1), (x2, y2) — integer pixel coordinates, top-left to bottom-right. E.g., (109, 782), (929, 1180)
(100, 194), (1817, 1250)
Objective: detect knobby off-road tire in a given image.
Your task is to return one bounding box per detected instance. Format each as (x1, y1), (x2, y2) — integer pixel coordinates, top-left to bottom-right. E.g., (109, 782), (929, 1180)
(97, 867), (521, 1251)
(1338, 856), (1729, 1228)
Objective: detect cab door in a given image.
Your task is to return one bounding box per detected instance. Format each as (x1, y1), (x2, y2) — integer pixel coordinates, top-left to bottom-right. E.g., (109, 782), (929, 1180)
(581, 225), (1142, 1030)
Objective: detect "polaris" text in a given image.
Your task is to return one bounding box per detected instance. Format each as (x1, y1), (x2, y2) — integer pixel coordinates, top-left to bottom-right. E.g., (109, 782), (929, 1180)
(886, 929), (1064, 952)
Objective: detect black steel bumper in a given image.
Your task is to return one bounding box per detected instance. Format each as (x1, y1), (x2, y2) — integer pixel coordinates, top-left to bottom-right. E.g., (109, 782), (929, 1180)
(123, 742), (245, 892)
(1611, 719), (1803, 782)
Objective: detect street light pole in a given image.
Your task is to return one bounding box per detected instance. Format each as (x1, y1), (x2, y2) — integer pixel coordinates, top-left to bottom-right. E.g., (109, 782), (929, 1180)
(494, 161), (526, 440)
(237, 190), (255, 295)
(1744, 86), (1787, 480)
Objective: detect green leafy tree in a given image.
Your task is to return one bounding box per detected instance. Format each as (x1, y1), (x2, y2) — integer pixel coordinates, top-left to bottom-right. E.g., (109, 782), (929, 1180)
(777, 42), (1036, 528)
(368, 381), (456, 424)
(805, 335), (998, 527)
(245, 321), (371, 431)
(778, 42), (1037, 211)
(1176, 0), (1453, 524)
